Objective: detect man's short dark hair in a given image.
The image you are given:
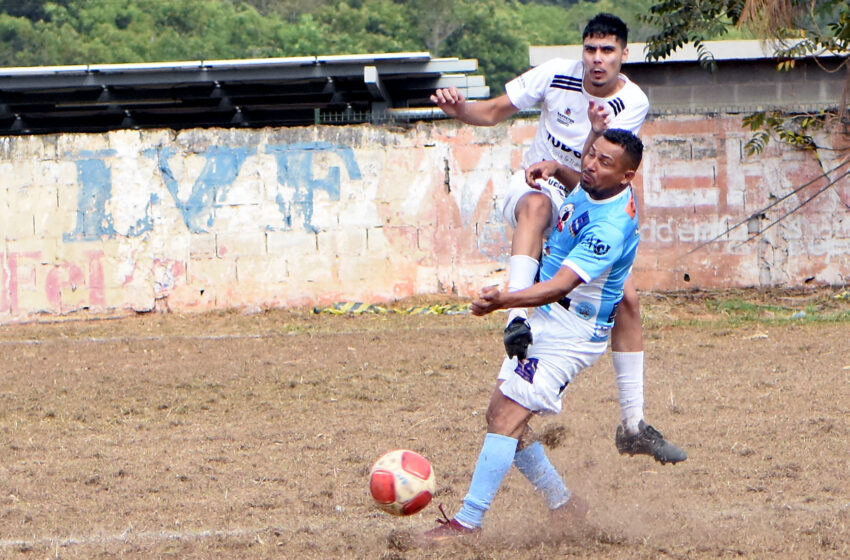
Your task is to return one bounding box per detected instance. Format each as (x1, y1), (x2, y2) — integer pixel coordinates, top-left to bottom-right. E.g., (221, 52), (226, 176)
(582, 13), (628, 46)
(602, 128), (643, 169)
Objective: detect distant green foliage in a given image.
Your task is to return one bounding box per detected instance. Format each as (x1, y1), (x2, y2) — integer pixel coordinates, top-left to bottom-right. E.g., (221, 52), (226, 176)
(0, 0), (293, 65)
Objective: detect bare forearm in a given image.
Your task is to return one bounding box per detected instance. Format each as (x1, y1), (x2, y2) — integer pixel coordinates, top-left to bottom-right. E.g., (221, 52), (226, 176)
(452, 100), (517, 126)
(472, 268), (583, 316)
(433, 90), (519, 125)
(498, 280), (573, 309)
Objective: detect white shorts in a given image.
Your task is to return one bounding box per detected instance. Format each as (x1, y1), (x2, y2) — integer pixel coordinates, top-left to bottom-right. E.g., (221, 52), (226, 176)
(500, 170), (572, 233)
(497, 310), (607, 415)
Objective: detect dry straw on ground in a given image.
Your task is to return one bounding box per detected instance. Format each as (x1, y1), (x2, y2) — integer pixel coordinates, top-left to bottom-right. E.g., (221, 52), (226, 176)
(1, 288), (848, 558)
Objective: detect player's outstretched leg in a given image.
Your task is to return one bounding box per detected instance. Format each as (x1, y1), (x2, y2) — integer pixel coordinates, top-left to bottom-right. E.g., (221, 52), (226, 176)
(611, 277), (646, 434)
(502, 189), (550, 359)
(418, 433), (517, 544)
(615, 420), (687, 465)
(611, 278), (687, 465)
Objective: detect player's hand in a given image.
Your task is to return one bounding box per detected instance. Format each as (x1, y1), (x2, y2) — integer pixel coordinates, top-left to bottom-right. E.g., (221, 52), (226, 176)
(471, 285), (502, 316)
(525, 160), (561, 187)
(588, 100), (611, 134)
(430, 87), (466, 118)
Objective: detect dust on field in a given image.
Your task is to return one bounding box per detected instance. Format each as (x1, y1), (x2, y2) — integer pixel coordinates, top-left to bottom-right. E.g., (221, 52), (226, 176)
(0, 288), (848, 559)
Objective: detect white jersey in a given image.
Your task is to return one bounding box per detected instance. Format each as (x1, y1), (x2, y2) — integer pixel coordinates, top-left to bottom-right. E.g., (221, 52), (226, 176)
(505, 58), (649, 172)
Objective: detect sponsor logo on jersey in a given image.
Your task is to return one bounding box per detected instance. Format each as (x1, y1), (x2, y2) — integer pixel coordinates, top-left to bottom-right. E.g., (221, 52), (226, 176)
(575, 301), (596, 320)
(556, 203), (575, 232)
(569, 211), (589, 236)
(544, 176), (570, 197)
(556, 107), (575, 126)
(514, 357), (539, 383)
(592, 325), (611, 341)
(546, 131), (582, 163)
(581, 234), (611, 257)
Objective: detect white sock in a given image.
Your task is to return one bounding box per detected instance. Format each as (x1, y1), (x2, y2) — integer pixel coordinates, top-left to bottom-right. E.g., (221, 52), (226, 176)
(506, 255), (539, 324)
(613, 351), (644, 434)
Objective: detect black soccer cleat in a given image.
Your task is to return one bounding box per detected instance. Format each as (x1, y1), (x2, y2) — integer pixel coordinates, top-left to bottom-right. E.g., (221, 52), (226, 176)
(615, 420), (687, 465)
(504, 317), (532, 360)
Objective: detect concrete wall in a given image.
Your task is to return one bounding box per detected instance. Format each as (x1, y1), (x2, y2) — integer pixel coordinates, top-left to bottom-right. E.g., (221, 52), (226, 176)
(0, 116), (848, 321)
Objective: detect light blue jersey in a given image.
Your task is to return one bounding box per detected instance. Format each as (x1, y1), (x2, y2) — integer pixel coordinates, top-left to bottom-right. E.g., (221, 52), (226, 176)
(537, 185), (640, 343)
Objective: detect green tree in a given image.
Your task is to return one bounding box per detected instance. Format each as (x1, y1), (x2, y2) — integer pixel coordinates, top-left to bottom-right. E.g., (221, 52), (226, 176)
(0, 0), (68, 21)
(240, 0), (334, 21)
(439, 0), (527, 90)
(0, 0), (306, 65)
(0, 0), (675, 96)
(310, 0), (419, 54)
(407, 0), (464, 57)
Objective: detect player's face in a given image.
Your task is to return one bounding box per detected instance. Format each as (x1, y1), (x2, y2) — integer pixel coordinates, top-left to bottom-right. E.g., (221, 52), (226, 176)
(580, 137), (634, 200)
(582, 34), (627, 96)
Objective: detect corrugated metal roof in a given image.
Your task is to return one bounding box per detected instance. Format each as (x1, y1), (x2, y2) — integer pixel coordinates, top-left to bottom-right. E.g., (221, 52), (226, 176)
(0, 52), (489, 134)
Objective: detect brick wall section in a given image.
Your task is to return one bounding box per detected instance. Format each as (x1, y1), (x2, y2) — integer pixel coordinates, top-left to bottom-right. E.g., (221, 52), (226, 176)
(0, 117), (847, 321)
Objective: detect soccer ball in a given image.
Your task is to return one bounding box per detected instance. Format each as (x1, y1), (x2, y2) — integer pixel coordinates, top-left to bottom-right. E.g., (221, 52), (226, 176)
(369, 449), (435, 516)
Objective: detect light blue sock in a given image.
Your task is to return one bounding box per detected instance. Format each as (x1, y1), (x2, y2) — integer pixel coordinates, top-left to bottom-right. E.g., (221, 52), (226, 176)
(454, 433), (518, 529)
(514, 441), (570, 510)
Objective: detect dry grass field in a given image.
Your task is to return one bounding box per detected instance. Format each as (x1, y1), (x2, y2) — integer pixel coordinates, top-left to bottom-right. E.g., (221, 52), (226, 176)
(1, 288), (848, 559)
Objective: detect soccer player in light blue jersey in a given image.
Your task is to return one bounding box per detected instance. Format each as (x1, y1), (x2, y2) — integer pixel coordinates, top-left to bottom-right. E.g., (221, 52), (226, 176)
(421, 129), (683, 543)
(433, 13), (685, 464)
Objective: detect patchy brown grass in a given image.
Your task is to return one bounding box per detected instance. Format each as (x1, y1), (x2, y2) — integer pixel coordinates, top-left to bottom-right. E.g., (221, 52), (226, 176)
(0, 288), (848, 559)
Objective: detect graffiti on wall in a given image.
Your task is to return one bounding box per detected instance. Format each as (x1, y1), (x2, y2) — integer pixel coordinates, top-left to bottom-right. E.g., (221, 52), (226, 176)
(0, 250), (105, 314)
(2, 141), (363, 314)
(64, 141), (362, 241)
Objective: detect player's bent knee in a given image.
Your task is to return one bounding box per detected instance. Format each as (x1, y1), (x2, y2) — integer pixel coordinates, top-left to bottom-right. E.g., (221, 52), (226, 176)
(485, 397), (531, 438)
(515, 192), (551, 226)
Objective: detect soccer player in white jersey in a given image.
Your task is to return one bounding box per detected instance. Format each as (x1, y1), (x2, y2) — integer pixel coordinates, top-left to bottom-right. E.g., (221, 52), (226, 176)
(421, 129), (649, 543)
(431, 13), (685, 463)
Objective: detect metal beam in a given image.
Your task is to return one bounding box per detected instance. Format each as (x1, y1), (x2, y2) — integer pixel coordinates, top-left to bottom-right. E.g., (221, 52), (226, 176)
(364, 66), (390, 103)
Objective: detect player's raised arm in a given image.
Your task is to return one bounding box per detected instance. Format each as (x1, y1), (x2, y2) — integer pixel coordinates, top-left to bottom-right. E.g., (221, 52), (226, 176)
(581, 100), (612, 159)
(430, 88), (519, 126)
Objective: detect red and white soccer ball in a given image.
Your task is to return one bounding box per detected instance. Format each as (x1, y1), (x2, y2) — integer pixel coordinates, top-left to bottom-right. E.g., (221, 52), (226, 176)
(369, 449), (435, 516)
